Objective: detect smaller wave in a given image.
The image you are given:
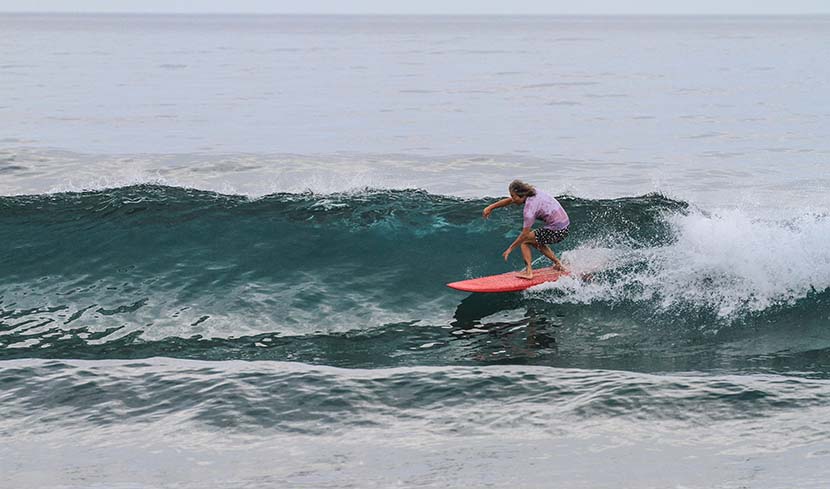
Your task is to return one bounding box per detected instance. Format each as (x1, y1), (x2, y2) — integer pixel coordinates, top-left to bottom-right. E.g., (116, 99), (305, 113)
(2, 359), (830, 441)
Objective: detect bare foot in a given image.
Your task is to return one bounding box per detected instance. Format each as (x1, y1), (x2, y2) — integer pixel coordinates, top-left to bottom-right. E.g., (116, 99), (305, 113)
(516, 270), (534, 280)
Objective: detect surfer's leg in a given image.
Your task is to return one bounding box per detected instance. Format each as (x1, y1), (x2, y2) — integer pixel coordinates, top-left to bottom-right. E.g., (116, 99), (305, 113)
(516, 234), (538, 280)
(540, 245), (565, 271)
(534, 228), (569, 271)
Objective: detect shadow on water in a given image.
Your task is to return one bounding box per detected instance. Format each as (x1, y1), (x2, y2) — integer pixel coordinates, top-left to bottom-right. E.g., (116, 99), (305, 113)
(450, 291), (523, 329)
(448, 292), (562, 364)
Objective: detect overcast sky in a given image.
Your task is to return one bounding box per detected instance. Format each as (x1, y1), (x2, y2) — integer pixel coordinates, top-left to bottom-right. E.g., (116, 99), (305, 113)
(1, 0), (830, 15)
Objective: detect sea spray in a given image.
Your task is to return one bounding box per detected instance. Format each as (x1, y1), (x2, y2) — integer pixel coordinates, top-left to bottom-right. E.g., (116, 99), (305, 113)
(532, 209), (830, 318)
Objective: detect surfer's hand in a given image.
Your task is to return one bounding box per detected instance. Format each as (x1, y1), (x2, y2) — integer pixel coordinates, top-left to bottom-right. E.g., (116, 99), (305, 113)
(482, 207), (492, 219)
(502, 248), (511, 261)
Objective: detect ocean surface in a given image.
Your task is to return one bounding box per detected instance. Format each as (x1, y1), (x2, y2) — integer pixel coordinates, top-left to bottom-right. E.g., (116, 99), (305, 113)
(2, 13), (830, 488)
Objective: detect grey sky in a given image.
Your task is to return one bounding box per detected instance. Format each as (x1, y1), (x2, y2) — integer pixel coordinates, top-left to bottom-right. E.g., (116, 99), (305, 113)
(1, 0), (830, 15)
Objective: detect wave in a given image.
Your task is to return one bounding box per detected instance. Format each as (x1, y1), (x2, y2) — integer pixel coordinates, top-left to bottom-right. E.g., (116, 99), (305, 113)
(2, 185), (830, 371)
(3, 359), (830, 438)
(4, 358), (830, 487)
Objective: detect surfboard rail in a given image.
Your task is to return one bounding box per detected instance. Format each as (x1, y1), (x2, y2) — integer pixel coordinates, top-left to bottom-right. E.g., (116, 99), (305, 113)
(447, 267), (569, 293)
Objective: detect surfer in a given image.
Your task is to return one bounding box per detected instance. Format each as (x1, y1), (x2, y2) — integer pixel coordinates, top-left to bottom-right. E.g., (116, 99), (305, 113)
(482, 180), (570, 279)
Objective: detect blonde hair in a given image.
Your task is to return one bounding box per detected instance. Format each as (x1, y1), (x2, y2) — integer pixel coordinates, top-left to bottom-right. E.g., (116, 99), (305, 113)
(509, 180), (536, 197)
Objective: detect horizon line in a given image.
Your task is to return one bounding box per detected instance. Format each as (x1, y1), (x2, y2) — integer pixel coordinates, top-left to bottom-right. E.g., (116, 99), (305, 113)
(2, 11), (830, 17)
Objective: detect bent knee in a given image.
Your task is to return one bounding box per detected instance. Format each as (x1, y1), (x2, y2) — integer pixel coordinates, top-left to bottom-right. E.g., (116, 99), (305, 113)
(522, 233), (539, 246)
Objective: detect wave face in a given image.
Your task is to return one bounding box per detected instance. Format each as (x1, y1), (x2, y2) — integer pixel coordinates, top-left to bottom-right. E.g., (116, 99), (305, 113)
(2, 185), (830, 375)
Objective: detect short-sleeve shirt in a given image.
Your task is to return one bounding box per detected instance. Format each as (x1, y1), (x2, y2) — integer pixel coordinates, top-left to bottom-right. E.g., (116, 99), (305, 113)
(523, 190), (569, 231)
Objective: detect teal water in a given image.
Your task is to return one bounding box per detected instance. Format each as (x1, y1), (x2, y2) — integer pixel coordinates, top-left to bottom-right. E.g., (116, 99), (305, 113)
(2, 185), (830, 377)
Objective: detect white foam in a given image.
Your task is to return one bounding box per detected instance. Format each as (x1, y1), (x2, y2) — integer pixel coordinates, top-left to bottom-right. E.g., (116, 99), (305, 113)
(46, 171), (179, 195)
(531, 209), (830, 318)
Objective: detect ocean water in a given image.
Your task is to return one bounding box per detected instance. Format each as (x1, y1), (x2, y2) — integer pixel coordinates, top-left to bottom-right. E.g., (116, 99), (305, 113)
(2, 13), (830, 488)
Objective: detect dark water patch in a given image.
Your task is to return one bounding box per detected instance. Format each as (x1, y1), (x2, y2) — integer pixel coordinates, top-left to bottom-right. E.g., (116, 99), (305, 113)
(0, 165), (27, 174)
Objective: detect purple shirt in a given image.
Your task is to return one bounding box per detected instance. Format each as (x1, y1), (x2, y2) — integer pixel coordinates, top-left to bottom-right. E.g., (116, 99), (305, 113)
(523, 191), (570, 231)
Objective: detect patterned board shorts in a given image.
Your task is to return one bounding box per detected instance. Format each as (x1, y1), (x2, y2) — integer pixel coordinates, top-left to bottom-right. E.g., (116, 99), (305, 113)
(534, 227), (569, 246)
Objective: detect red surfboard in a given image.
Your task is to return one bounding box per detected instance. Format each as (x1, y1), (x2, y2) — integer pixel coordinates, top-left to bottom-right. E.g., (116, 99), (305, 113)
(447, 267), (569, 293)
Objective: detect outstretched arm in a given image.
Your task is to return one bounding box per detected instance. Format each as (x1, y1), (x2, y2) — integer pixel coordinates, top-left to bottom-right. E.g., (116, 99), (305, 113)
(482, 197), (514, 218)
